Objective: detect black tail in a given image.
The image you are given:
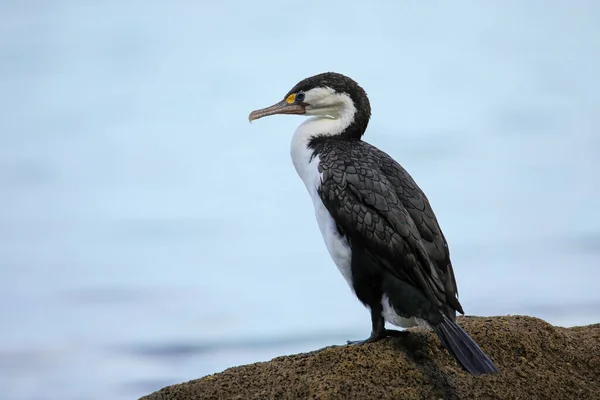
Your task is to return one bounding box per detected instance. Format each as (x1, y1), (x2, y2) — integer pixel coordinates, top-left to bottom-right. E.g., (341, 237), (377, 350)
(431, 316), (499, 376)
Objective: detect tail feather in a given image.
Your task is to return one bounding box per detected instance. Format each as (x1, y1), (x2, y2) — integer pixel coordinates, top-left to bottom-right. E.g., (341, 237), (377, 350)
(431, 316), (499, 376)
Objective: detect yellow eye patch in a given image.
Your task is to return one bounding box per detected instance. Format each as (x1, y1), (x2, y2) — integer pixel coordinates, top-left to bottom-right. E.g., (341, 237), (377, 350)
(286, 93), (296, 104)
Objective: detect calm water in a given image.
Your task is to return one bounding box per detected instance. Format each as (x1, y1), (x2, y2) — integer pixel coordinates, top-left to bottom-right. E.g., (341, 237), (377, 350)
(1, 2), (599, 399)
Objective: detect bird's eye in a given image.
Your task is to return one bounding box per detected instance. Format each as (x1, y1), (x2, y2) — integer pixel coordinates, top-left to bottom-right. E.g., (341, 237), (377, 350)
(296, 92), (305, 102)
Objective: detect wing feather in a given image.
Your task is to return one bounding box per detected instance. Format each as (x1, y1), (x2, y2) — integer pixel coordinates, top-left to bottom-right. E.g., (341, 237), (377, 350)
(315, 141), (463, 316)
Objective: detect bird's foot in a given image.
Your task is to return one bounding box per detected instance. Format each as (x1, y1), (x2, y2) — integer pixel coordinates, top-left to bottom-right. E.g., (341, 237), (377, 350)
(346, 328), (409, 345)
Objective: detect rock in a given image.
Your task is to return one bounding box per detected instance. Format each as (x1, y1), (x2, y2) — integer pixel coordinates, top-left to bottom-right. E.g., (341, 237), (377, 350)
(141, 316), (600, 400)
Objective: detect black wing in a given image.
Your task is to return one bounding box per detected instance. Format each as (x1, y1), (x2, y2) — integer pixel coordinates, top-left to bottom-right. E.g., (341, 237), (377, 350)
(374, 145), (463, 318)
(315, 141), (463, 318)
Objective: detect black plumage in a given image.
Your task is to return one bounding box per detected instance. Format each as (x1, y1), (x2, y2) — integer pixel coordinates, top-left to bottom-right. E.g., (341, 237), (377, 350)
(310, 137), (463, 323)
(250, 71), (498, 376)
(311, 135), (498, 375)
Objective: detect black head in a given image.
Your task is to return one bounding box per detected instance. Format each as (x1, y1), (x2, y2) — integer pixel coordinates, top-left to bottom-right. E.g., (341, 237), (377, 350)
(249, 72), (372, 140)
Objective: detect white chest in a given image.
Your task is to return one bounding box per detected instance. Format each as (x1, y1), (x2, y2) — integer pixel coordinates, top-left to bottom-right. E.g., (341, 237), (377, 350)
(290, 121), (353, 289)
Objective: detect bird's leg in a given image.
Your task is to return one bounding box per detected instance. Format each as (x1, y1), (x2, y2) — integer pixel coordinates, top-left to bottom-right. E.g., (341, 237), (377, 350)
(304, 306), (409, 355)
(346, 304), (409, 345)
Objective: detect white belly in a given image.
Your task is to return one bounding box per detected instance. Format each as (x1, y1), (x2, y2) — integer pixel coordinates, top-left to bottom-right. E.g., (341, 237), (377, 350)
(290, 125), (353, 290)
(313, 193), (354, 289)
(299, 155), (354, 289)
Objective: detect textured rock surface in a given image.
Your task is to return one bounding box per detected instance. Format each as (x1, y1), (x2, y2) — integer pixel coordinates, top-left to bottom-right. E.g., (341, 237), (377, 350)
(141, 316), (600, 400)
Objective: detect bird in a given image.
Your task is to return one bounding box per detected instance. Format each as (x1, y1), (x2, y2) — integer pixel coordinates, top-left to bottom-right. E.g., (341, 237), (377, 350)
(248, 72), (498, 376)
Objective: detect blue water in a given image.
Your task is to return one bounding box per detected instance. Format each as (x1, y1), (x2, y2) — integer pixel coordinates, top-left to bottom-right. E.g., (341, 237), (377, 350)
(1, 1), (599, 399)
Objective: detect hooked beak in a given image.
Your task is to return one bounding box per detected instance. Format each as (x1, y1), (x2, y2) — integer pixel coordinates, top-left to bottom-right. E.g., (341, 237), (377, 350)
(248, 100), (306, 123)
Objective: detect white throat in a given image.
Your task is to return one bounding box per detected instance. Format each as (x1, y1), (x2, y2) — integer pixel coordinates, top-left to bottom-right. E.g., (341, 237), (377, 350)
(289, 117), (342, 185)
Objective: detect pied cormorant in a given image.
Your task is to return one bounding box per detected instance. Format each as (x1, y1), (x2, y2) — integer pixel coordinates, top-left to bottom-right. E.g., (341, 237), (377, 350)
(248, 72), (498, 376)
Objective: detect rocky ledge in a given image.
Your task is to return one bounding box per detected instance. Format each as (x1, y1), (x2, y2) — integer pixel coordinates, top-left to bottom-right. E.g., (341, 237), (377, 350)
(141, 316), (599, 400)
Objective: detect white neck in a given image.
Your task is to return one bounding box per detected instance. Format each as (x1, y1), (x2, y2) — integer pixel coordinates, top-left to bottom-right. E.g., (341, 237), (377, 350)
(289, 117), (343, 175)
(289, 89), (357, 189)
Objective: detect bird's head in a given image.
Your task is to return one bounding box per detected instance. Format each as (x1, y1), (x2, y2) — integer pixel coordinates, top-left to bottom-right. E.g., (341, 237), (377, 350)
(248, 72), (371, 139)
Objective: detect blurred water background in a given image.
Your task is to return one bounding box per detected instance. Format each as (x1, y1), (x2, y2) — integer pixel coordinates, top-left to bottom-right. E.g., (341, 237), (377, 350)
(1, 1), (599, 399)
